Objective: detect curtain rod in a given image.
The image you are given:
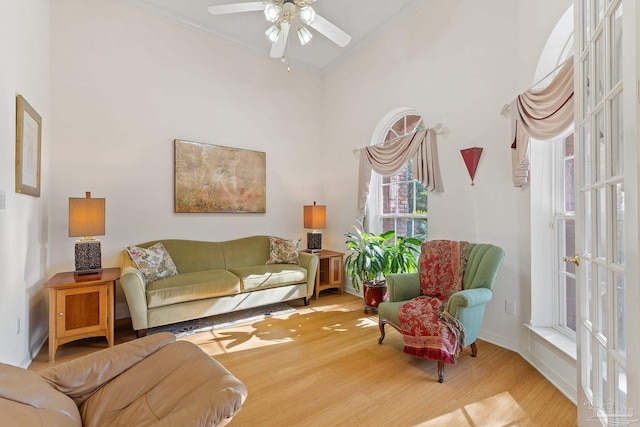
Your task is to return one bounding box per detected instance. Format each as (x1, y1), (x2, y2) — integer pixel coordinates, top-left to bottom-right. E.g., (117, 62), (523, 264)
(501, 55), (573, 118)
(352, 123), (443, 155)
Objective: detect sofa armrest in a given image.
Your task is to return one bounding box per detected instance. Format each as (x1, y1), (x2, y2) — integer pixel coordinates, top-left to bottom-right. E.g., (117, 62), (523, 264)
(120, 251), (149, 332)
(298, 252), (319, 298)
(38, 333), (176, 407)
(385, 273), (421, 302)
(446, 288), (493, 317)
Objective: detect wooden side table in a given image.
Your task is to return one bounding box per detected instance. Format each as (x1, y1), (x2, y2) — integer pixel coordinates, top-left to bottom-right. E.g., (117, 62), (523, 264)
(313, 250), (344, 300)
(44, 267), (120, 362)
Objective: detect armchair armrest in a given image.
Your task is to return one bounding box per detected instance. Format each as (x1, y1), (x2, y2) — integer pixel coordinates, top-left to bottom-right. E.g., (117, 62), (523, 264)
(446, 288), (493, 317)
(120, 251), (149, 331)
(385, 273), (421, 302)
(299, 251), (319, 298)
(38, 333), (176, 407)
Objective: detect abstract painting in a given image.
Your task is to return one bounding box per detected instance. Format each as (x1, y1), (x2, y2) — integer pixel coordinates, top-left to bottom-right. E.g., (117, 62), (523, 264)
(175, 140), (266, 213)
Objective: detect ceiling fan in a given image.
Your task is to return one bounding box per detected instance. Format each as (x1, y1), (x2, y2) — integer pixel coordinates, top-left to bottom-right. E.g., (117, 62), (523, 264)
(207, 0), (352, 60)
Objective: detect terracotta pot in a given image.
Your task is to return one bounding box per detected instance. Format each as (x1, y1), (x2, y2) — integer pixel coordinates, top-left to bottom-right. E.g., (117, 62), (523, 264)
(363, 281), (388, 313)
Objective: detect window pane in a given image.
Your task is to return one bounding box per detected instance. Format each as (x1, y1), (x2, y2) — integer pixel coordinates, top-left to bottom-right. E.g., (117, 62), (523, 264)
(599, 343), (608, 404)
(613, 182), (625, 265)
(381, 217), (396, 233)
(610, 4), (623, 88)
(564, 134), (575, 213)
(562, 219), (576, 275)
(413, 219), (428, 241)
(615, 363), (628, 414)
(585, 259), (592, 322)
(582, 0), (591, 48)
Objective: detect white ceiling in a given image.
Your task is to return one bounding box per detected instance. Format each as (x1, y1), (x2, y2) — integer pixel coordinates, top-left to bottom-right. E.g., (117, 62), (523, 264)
(119, 0), (427, 74)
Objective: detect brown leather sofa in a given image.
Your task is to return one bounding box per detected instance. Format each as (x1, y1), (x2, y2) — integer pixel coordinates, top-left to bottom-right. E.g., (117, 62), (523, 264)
(0, 333), (247, 426)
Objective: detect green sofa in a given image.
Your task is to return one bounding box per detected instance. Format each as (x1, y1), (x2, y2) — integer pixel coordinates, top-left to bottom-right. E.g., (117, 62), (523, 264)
(121, 236), (319, 337)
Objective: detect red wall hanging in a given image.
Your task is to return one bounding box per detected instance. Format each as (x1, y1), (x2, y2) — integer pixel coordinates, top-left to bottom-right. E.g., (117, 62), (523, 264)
(460, 147), (483, 186)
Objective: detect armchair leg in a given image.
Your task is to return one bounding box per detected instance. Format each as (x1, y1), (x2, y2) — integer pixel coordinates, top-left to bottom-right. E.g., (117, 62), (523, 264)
(471, 342), (478, 357)
(136, 329), (148, 338)
(378, 319), (386, 344)
(437, 362), (445, 383)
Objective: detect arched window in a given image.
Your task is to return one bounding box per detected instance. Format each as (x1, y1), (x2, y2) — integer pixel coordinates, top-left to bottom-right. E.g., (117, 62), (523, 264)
(368, 109), (428, 240)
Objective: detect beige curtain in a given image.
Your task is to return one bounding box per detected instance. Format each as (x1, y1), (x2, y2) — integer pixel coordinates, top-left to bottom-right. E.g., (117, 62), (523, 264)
(511, 56), (574, 187)
(357, 128), (443, 219)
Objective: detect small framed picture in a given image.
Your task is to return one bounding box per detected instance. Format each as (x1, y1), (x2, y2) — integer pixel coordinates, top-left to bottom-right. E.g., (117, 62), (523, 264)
(15, 95), (42, 197)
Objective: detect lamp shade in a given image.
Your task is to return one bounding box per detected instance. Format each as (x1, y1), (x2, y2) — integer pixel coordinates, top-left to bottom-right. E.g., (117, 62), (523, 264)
(69, 192), (105, 238)
(303, 201), (326, 229)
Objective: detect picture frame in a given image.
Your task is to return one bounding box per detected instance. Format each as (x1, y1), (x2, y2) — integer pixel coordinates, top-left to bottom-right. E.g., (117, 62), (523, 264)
(174, 139), (266, 213)
(15, 95), (42, 197)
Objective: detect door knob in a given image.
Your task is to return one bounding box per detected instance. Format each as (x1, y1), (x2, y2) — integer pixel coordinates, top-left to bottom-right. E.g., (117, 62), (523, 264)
(563, 254), (580, 266)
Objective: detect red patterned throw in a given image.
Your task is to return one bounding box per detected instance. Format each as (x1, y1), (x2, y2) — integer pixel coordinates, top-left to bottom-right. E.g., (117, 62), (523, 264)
(398, 240), (470, 365)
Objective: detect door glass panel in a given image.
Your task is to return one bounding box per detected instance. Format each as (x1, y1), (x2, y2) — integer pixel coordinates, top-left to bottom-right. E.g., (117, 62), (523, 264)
(597, 264), (607, 336)
(582, 124), (592, 185)
(584, 330), (594, 396)
(599, 343), (608, 403)
(615, 363), (628, 414)
(596, 0), (604, 23)
(582, 54), (591, 117)
(610, 4), (623, 88)
(584, 190), (592, 255)
(613, 183), (625, 265)
(566, 275), (577, 331)
(582, 0), (591, 47)
(564, 135), (575, 212)
(611, 92), (624, 175)
(615, 273), (626, 355)
(585, 260), (592, 322)
(594, 34), (605, 105)
(562, 219), (576, 275)
(596, 110), (605, 182)
(596, 188), (606, 258)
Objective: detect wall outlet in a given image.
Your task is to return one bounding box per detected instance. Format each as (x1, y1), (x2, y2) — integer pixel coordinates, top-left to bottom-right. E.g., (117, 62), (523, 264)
(505, 300), (516, 316)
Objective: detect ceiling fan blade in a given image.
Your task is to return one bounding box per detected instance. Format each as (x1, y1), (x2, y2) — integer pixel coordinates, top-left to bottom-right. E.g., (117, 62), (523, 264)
(207, 2), (264, 15)
(270, 22), (290, 58)
(310, 14), (351, 47)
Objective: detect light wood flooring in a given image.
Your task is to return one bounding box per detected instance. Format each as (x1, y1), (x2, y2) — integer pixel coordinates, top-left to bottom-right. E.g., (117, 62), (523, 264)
(30, 292), (577, 426)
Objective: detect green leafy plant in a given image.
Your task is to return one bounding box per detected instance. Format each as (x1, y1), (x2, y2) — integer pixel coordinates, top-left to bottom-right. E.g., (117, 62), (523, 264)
(344, 224), (421, 292)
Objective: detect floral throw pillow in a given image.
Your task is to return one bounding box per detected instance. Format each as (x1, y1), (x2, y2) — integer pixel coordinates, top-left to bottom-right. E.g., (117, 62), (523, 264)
(126, 242), (178, 284)
(266, 237), (301, 265)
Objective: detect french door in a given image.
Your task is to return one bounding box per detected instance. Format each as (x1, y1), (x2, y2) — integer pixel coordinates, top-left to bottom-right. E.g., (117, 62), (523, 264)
(575, 0), (639, 424)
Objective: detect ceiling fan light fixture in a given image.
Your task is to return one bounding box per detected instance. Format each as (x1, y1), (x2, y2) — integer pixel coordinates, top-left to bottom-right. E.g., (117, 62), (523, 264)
(264, 2), (281, 22)
(299, 6), (316, 25)
(265, 24), (281, 42)
(297, 26), (312, 45)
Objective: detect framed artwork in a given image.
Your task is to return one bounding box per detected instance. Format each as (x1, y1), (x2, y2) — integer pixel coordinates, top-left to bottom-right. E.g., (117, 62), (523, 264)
(15, 95), (42, 197)
(174, 139), (266, 213)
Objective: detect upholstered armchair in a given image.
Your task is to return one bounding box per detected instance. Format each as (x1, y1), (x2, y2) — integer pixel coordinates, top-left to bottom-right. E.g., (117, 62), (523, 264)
(378, 241), (504, 383)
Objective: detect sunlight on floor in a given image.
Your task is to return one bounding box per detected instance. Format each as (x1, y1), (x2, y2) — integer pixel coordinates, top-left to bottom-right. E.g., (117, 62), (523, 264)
(414, 392), (528, 426)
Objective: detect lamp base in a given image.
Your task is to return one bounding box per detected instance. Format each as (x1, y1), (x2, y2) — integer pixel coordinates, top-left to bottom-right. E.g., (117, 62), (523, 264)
(306, 231), (322, 253)
(74, 240), (102, 275)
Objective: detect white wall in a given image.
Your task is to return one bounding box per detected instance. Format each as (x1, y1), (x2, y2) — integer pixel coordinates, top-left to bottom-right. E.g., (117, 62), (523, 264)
(50, 0), (324, 318)
(0, 0), (51, 367)
(321, 0), (573, 351)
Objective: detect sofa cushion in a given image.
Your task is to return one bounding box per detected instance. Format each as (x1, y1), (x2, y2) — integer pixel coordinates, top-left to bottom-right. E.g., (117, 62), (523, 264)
(146, 270), (241, 309)
(146, 240), (227, 274)
(126, 243), (178, 284)
(229, 265), (307, 292)
(265, 237), (301, 265)
(222, 236), (270, 268)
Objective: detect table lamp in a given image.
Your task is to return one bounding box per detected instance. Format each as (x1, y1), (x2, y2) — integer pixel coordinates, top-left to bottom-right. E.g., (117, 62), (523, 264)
(303, 201), (326, 253)
(69, 192), (105, 275)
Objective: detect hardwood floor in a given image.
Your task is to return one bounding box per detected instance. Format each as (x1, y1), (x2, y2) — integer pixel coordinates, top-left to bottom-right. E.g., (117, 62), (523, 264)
(30, 292), (577, 426)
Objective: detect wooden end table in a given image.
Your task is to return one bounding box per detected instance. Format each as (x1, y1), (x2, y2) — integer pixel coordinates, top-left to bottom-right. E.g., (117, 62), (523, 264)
(312, 250), (344, 300)
(44, 267), (120, 362)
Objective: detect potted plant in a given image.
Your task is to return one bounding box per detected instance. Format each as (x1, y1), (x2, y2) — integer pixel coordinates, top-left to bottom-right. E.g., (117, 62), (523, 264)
(345, 224), (421, 312)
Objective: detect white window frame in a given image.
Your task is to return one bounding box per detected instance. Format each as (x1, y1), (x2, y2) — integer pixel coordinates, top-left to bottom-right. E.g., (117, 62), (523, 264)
(367, 108), (427, 237)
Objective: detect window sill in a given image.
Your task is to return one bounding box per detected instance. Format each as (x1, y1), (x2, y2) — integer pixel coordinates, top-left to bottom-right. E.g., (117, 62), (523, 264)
(525, 324), (577, 361)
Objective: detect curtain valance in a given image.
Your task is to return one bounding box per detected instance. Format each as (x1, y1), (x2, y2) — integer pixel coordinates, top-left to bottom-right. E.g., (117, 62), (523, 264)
(511, 56), (574, 187)
(357, 128), (443, 219)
